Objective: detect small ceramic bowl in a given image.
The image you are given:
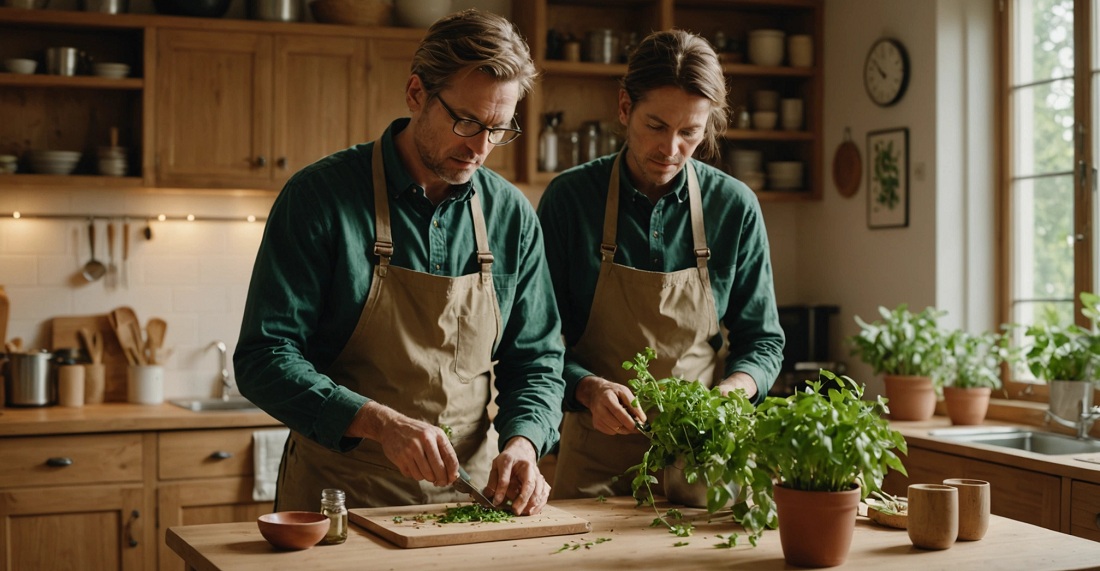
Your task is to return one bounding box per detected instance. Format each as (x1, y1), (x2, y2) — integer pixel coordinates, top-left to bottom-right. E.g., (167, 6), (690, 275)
(4, 58), (38, 75)
(752, 111), (777, 130)
(257, 511), (329, 550)
(93, 62), (130, 79)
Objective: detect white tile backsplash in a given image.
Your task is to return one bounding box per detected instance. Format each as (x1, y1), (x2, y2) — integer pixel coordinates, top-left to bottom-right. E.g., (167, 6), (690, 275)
(0, 188), (274, 400)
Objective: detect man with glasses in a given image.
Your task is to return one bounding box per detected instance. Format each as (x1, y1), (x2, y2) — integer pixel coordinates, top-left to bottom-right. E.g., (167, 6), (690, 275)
(235, 9), (564, 516)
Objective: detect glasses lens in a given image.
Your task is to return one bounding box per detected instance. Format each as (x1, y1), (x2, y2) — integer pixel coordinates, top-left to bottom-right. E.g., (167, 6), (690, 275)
(487, 129), (521, 145)
(452, 119), (483, 138)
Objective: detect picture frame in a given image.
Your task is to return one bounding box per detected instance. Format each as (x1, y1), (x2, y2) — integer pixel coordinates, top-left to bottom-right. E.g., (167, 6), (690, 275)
(866, 127), (909, 229)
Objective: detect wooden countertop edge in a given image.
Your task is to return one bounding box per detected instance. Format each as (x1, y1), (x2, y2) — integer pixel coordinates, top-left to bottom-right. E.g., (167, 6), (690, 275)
(0, 403), (281, 435)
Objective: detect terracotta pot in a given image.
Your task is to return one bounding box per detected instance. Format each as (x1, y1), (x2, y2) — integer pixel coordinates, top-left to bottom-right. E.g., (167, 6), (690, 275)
(774, 483), (861, 567)
(943, 386), (992, 425)
(883, 375), (937, 420)
(907, 483), (958, 550)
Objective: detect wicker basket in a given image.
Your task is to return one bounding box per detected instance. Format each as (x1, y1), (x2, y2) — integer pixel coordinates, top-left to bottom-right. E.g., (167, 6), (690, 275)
(310, 0), (393, 26)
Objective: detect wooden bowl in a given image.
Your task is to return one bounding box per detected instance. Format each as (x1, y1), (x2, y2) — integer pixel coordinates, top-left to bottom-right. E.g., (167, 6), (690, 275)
(866, 504), (908, 529)
(257, 511), (330, 550)
(309, 0), (393, 26)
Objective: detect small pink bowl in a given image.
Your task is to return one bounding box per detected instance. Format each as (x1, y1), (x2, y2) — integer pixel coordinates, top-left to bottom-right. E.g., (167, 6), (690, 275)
(257, 511), (330, 550)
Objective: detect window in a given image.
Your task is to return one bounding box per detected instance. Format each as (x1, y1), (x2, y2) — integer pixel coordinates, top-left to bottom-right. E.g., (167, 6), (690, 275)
(1003, 0), (1097, 396)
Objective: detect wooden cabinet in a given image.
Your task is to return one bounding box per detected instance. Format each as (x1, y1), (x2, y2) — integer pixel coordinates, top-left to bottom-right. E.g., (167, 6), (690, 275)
(511, 0), (823, 201)
(1071, 480), (1100, 542)
(0, 434), (153, 571)
(883, 446), (1063, 531)
(0, 423), (279, 571)
(156, 29), (368, 190)
(156, 428), (274, 571)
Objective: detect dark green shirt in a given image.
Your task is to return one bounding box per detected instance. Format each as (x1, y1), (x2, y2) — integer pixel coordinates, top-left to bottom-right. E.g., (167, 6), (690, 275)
(537, 153), (784, 409)
(235, 119), (565, 457)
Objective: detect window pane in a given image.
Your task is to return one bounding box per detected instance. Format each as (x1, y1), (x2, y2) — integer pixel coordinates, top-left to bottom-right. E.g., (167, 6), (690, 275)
(1013, 175), (1076, 300)
(1013, 0), (1075, 85)
(1012, 81), (1076, 175)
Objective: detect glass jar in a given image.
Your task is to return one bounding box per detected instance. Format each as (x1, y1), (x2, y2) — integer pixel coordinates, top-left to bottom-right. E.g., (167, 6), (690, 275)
(320, 488), (348, 545)
(539, 112), (561, 172)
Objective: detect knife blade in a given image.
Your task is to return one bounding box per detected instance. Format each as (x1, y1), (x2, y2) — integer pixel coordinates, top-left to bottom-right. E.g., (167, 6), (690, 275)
(454, 466), (498, 510)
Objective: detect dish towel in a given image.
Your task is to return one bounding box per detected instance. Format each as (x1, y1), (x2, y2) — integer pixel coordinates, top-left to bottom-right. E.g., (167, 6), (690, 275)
(252, 428), (290, 502)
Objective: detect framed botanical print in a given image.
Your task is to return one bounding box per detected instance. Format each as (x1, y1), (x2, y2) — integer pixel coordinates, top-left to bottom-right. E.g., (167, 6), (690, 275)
(866, 127), (909, 229)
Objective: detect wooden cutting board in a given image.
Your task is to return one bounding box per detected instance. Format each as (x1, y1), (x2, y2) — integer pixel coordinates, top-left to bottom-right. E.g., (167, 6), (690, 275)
(350, 503), (590, 548)
(51, 314), (128, 402)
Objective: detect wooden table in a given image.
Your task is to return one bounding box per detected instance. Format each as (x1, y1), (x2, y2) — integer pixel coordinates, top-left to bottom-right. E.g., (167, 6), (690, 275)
(167, 496), (1100, 570)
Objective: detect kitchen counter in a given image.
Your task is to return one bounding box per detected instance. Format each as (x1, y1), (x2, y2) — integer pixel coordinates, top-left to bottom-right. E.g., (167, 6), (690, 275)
(890, 417), (1100, 485)
(167, 496), (1100, 570)
(0, 402), (280, 436)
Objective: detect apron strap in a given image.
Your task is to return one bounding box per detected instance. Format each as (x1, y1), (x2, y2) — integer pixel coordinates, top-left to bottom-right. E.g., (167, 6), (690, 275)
(602, 152), (710, 269)
(685, 161), (710, 270)
(469, 191), (494, 278)
(370, 141), (393, 275)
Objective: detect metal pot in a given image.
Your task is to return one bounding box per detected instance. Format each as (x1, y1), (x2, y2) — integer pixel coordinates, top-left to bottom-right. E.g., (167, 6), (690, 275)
(250, 0), (301, 22)
(80, 0), (127, 13)
(5, 350), (56, 407)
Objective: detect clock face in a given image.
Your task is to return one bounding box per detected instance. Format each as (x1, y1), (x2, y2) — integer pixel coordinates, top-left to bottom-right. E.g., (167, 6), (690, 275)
(864, 39), (909, 106)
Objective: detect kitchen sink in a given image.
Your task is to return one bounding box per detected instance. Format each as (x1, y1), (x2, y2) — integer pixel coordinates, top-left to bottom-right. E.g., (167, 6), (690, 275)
(928, 426), (1100, 455)
(170, 396), (261, 412)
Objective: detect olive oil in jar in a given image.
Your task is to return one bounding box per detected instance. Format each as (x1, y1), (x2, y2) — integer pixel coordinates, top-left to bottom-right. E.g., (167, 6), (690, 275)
(320, 488), (348, 545)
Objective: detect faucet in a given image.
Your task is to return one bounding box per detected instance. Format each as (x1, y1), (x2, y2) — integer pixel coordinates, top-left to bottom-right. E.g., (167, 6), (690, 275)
(209, 341), (233, 401)
(1045, 398), (1100, 439)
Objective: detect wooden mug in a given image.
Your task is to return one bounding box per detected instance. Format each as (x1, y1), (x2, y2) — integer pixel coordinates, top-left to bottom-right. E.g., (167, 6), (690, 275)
(944, 478), (990, 540)
(907, 483), (958, 550)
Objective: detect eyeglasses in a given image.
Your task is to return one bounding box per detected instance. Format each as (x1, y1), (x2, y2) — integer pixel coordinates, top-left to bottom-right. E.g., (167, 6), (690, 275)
(435, 94), (522, 146)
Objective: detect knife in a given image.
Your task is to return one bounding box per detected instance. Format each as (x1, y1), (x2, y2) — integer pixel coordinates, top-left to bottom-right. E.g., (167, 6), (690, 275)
(454, 466), (498, 510)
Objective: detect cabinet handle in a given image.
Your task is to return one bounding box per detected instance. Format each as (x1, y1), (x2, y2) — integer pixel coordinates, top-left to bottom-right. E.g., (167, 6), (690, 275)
(277, 157), (287, 169)
(210, 451), (233, 460)
(1095, 513), (1100, 530)
(45, 457), (73, 467)
(125, 509), (140, 548)
(255, 156), (267, 167)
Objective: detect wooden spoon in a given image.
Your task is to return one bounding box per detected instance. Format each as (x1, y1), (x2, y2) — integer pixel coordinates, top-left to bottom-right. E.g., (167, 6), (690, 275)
(79, 327), (103, 364)
(145, 318), (166, 364)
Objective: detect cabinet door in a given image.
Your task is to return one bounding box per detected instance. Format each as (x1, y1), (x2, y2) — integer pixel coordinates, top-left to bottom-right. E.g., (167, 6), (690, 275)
(365, 37), (419, 141)
(158, 478), (273, 571)
(1071, 480), (1100, 542)
(156, 29), (273, 188)
(0, 484), (148, 571)
(273, 34), (369, 186)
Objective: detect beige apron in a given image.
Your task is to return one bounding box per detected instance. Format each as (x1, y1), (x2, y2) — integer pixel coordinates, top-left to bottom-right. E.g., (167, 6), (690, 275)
(552, 153), (721, 499)
(276, 141), (502, 511)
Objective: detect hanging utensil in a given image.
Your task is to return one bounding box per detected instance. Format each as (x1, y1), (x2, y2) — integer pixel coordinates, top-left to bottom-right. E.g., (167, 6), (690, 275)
(81, 218), (107, 282)
(832, 127), (862, 198)
(106, 221), (117, 288)
(122, 218), (130, 288)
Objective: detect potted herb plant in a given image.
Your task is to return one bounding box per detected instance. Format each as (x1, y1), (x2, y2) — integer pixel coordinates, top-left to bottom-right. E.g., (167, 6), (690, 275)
(754, 370), (908, 567)
(850, 304), (947, 420)
(624, 348), (776, 545)
(1024, 292), (1100, 422)
(938, 327), (1015, 425)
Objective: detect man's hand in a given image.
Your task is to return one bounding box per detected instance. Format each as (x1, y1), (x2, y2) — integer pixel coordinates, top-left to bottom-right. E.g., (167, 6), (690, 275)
(576, 375), (646, 435)
(716, 372), (758, 399)
(484, 437), (549, 516)
(349, 401), (459, 487)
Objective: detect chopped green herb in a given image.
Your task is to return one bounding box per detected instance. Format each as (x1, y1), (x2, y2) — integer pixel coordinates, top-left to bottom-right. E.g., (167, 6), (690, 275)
(669, 524), (693, 537)
(439, 424), (454, 439)
(435, 504), (513, 524)
(714, 533), (739, 549)
(551, 538), (612, 554)
(595, 495), (607, 503)
(392, 516), (404, 523)
(674, 541), (690, 547)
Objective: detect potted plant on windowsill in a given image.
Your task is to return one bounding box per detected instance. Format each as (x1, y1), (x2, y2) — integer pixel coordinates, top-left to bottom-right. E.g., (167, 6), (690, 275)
(939, 327), (1016, 425)
(624, 348), (776, 545)
(1024, 292), (1100, 423)
(754, 370), (908, 567)
(850, 304), (947, 420)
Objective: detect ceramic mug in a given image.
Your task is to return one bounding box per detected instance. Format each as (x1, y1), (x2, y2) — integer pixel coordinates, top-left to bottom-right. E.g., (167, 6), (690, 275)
(907, 483), (958, 550)
(943, 478), (990, 540)
(127, 364), (164, 405)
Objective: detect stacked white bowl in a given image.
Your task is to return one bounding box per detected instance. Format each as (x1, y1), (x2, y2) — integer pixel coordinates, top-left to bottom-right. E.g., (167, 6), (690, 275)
(3, 58), (37, 74)
(98, 146), (127, 176)
(0, 154), (17, 174)
(93, 62), (130, 79)
(767, 161), (804, 190)
(727, 150), (765, 191)
(748, 29), (785, 66)
(29, 150), (82, 175)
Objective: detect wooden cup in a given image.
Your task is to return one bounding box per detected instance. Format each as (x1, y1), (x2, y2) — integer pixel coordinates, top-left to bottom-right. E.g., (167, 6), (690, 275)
(944, 478), (990, 541)
(58, 364), (85, 407)
(84, 363), (106, 404)
(907, 483), (958, 550)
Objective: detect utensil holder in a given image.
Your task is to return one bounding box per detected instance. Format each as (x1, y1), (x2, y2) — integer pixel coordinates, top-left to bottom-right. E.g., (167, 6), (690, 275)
(58, 364), (85, 407)
(84, 363), (106, 404)
(127, 364), (164, 405)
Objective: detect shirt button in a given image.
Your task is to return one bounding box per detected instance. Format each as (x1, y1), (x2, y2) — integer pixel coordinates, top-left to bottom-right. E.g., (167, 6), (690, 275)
(433, 219), (440, 228)
(652, 231), (659, 238)
(653, 258), (659, 264)
(435, 263), (441, 270)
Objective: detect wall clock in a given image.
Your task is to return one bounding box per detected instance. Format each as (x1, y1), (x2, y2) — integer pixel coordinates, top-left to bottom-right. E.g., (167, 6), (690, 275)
(863, 38), (909, 107)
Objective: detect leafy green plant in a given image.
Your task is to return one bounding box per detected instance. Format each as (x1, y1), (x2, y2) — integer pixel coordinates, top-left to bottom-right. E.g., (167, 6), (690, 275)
(754, 370), (908, 499)
(850, 304), (947, 377)
(939, 327), (1017, 389)
(623, 348), (775, 544)
(1024, 292), (1100, 381)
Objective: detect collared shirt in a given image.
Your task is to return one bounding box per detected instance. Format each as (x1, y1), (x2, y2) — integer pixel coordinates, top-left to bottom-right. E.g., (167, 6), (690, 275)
(537, 153), (784, 409)
(235, 119), (565, 456)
